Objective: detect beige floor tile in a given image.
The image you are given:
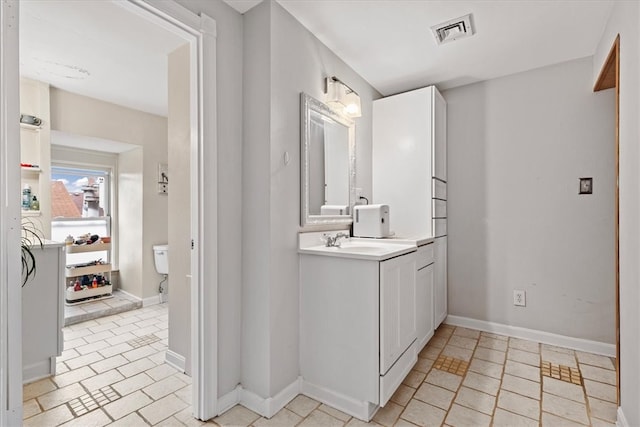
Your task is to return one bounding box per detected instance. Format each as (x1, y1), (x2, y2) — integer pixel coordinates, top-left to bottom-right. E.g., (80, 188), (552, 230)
(81, 368), (125, 391)
(447, 335), (478, 350)
(139, 393), (190, 425)
(504, 359), (540, 382)
(473, 347), (506, 365)
(154, 415), (185, 426)
(400, 399), (446, 426)
(59, 408), (111, 426)
(425, 369), (462, 392)
(57, 362), (70, 375)
(117, 357), (156, 377)
(64, 337), (90, 350)
(444, 403), (491, 427)
(413, 357), (435, 374)
(541, 412), (587, 427)
(579, 364), (616, 385)
(103, 390), (154, 420)
(454, 386), (496, 415)
(298, 409), (345, 427)
(542, 392), (589, 425)
(590, 416), (617, 427)
(428, 336), (448, 349)
(492, 408), (538, 427)
(23, 377), (57, 401)
(480, 331), (508, 341)
(468, 358), (504, 379)
(584, 379), (617, 403)
(588, 396), (618, 423)
(509, 338), (540, 354)
(440, 344), (473, 362)
(65, 351), (104, 370)
(394, 418), (418, 427)
(174, 407), (207, 426)
(477, 336), (508, 352)
(286, 395), (321, 417)
(58, 348), (81, 363)
(91, 354), (129, 374)
(142, 374), (189, 400)
(419, 345), (442, 360)
(497, 390), (539, 420)
(413, 382), (455, 410)
(99, 342), (135, 359)
(108, 411), (149, 426)
(22, 399), (41, 419)
(507, 348), (540, 367)
(372, 401), (403, 426)
(84, 330), (116, 344)
(254, 408), (303, 426)
(541, 348), (577, 368)
(541, 344), (575, 355)
(434, 325), (454, 338)
(122, 344), (158, 362)
(52, 365), (96, 388)
(112, 372), (155, 396)
(543, 376), (585, 403)
(501, 374), (540, 400)
(390, 384), (416, 406)
(345, 417), (383, 426)
(75, 339), (112, 355)
(318, 404), (352, 422)
(462, 371), (500, 396)
(452, 327), (480, 340)
(402, 370), (427, 388)
(38, 382), (86, 410)
(146, 363), (180, 381)
(174, 383), (193, 404)
(23, 404), (74, 427)
(575, 351), (615, 370)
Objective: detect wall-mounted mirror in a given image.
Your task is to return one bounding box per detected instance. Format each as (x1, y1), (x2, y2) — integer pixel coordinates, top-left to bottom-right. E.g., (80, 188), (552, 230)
(300, 93), (356, 228)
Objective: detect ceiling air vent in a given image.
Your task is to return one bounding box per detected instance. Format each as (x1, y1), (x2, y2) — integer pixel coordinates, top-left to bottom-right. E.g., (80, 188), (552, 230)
(432, 14), (474, 45)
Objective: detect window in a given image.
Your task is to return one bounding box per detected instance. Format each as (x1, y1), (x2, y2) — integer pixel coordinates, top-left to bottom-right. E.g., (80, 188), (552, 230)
(51, 166), (110, 218)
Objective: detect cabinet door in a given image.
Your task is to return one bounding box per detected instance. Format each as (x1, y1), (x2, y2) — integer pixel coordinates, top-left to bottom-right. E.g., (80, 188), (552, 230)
(416, 263), (434, 349)
(380, 254), (417, 374)
(434, 237), (448, 327)
(432, 87), (447, 181)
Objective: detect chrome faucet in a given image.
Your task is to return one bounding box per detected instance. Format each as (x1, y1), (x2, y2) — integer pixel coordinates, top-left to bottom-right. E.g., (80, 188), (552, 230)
(323, 232), (349, 247)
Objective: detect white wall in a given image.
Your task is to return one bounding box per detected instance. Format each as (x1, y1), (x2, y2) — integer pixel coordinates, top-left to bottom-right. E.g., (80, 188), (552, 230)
(444, 57), (615, 344)
(173, 0), (244, 397)
(593, 2), (640, 424)
(167, 43), (192, 373)
(49, 89), (168, 299)
(242, 0), (380, 399)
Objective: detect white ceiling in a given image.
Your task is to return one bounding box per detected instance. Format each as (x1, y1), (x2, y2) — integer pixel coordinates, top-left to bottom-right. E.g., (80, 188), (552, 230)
(20, 0), (614, 119)
(19, 0), (187, 117)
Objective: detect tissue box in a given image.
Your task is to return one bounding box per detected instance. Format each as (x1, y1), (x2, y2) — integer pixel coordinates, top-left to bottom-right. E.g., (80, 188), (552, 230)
(353, 204), (391, 238)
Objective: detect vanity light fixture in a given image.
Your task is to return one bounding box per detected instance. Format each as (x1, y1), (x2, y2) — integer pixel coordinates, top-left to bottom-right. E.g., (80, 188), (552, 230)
(325, 76), (362, 118)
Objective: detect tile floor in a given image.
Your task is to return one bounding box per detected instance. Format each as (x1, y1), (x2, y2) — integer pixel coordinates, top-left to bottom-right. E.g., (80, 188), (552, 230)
(64, 290), (142, 326)
(24, 305), (618, 426)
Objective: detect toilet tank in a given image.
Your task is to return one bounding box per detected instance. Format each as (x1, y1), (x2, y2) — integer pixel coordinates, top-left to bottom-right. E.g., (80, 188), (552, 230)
(153, 244), (169, 275)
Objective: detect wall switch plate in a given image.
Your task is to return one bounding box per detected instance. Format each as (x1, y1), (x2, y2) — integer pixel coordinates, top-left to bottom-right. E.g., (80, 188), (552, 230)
(513, 290), (526, 307)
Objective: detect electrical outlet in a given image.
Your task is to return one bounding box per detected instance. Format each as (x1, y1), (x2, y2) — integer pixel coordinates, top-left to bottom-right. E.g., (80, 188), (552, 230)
(513, 290), (526, 307)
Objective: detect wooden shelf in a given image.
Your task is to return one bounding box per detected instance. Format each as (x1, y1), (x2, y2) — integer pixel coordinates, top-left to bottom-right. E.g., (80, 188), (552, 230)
(21, 166), (42, 174)
(66, 242), (111, 254)
(20, 122), (41, 131)
(65, 263), (111, 278)
(65, 284), (113, 304)
(22, 210), (41, 217)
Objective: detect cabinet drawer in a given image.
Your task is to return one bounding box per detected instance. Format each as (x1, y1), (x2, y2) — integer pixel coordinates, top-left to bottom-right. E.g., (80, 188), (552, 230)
(432, 219), (447, 237)
(432, 178), (447, 200)
(416, 244), (434, 270)
(432, 199), (446, 219)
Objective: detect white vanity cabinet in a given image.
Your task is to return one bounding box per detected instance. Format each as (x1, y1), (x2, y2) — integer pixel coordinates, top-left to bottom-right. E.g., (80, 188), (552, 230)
(300, 250), (417, 421)
(434, 237), (448, 327)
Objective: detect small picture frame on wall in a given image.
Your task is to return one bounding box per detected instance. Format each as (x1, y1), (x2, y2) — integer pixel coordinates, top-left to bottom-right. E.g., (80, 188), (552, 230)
(579, 177), (593, 195)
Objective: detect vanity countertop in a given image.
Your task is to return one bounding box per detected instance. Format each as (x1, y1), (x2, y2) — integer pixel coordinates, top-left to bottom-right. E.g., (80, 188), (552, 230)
(299, 232), (417, 261)
(356, 236), (435, 247)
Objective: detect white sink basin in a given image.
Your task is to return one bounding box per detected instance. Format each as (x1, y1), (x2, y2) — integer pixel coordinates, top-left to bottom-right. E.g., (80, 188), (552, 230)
(299, 239), (416, 261)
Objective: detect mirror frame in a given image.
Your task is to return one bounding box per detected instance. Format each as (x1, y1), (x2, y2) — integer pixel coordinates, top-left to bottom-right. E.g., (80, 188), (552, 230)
(300, 92), (356, 228)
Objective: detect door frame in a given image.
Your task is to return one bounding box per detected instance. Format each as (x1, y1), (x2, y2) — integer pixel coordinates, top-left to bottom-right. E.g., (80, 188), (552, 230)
(0, 0), (219, 422)
(593, 34), (620, 404)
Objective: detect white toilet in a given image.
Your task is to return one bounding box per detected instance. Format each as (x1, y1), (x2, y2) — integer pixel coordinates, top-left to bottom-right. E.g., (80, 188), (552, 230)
(153, 244), (169, 275)
(153, 244), (169, 303)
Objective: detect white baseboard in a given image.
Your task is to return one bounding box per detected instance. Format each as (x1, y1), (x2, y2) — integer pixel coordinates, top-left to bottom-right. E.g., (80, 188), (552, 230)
(165, 349), (186, 372)
(300, 379), (378, 422)
(117, 289), (143, 304)
(142, 294), (161, 306)
(445, 315), (616, 357)
(217, 378), (301, 418)
(616, 406), (628, 427)
(22, 358), (55, 385)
